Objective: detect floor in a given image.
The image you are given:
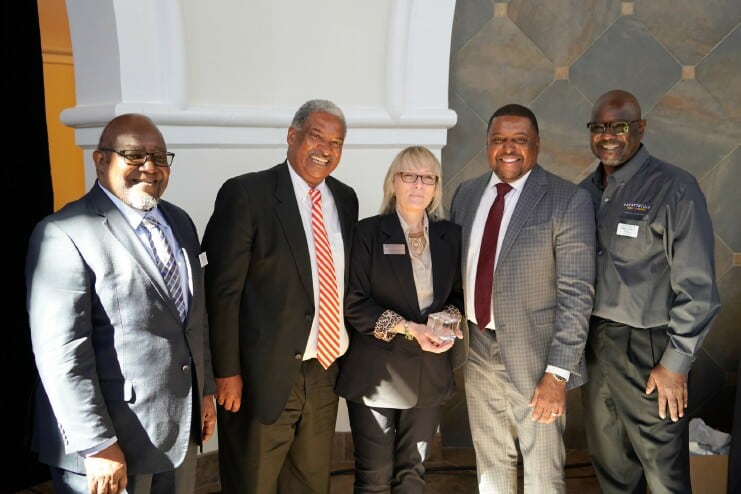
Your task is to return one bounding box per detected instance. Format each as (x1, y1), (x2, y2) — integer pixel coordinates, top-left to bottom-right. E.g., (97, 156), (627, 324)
(319, 447), (602, 494)
(13, 447), (602, 493)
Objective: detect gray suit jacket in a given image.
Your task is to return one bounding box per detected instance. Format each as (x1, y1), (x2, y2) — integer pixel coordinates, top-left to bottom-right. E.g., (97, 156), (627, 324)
(26, 183), (215, 475)
(450, 165), (595, 396)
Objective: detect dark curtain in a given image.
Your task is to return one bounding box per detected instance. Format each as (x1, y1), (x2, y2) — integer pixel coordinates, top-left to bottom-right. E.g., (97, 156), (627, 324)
(3, 1), (54, 492)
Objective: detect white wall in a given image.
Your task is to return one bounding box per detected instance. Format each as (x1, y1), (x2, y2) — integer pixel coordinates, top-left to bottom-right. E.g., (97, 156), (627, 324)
(62, 0), (457, 442)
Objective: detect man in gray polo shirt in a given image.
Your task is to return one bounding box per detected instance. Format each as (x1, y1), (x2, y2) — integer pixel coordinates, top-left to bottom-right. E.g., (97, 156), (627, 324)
(579, 89), (721, 494)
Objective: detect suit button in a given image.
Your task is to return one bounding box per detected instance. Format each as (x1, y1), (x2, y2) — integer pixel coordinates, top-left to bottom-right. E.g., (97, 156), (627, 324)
(294, 354), (303, 360)
(305, 314), (312, 322)
(182, 364), (191, 373)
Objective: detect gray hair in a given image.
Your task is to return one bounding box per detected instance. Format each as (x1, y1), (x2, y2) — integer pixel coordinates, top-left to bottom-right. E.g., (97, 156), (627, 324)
(291, 99), (346, 130)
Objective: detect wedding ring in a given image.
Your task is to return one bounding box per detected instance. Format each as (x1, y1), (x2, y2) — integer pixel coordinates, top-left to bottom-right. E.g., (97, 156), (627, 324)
(550, 411), (558, 416)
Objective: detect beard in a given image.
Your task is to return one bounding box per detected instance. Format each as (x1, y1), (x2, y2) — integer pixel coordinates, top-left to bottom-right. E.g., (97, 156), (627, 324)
(125, 188), (160, 211)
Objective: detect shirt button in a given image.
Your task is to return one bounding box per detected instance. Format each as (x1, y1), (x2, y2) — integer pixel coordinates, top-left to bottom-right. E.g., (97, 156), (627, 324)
(604, 197), (610, 202)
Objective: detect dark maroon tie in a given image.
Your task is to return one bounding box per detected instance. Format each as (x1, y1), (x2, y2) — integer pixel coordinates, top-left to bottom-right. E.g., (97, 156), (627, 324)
(474, 182), (512, 329)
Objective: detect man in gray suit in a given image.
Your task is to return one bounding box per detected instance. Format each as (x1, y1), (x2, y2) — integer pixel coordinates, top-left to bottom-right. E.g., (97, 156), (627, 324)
(26, 114), (216, 494)
(450, 104), (596, 493)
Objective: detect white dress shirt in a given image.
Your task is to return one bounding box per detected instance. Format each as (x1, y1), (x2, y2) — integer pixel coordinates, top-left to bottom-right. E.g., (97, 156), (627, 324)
(287, 163), (350, 360)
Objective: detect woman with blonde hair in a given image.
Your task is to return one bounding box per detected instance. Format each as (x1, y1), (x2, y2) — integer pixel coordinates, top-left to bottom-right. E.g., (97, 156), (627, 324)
(336, 145), (468, 493)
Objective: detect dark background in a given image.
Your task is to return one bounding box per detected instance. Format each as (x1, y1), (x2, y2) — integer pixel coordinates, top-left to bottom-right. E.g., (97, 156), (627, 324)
(3, 1), (54, 492)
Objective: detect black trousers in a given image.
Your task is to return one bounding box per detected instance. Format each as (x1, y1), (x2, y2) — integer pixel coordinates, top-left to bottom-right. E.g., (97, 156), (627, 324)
(581, 317), (691, 494)
(217, 359), (339, 494)
(346, 400), (440, 494)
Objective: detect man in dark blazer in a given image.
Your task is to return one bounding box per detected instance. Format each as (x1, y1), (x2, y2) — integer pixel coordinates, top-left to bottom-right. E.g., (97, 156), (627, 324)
(450, 104), (595, 493)
(202, 99), (359, 493)
(26, 114), (216, 494)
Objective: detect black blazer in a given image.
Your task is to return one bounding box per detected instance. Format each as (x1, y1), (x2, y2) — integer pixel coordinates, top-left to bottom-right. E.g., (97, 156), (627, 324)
(336, 213), (467, 409)
(202, 162), (358, 424)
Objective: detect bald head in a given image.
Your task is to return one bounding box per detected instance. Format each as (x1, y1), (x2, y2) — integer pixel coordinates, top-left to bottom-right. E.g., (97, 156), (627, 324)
(98, 113), (165, 149)
(591, 90), (642, 122)
(94, 113), (171, 211)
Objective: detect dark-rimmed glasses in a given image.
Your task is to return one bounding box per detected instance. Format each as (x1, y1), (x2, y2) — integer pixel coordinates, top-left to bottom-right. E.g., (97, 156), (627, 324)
(397, 172), (438, 185)
(586, 120), (641, 135)
(99, 148), (175, 167)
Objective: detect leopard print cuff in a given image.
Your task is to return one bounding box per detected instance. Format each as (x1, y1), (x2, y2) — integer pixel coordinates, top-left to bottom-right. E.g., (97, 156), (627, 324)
(374, 310), (404, 342)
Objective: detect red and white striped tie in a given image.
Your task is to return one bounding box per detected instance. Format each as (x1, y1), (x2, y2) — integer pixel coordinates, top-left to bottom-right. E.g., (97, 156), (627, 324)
(309, 188), (341, 369)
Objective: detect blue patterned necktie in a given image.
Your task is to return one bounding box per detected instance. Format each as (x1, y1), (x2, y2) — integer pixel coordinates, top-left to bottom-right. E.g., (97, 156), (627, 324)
(141, 215), (187, 322)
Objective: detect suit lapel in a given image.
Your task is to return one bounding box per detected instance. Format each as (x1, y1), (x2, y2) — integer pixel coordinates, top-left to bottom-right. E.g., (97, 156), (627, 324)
(460, 173), (491, 271)
(273, 163), (314, 297)
(89, 185), (176, 310)
(380, 214), (421, 316)
(498, 165), (546, 265)
(428, 219), (451, 313)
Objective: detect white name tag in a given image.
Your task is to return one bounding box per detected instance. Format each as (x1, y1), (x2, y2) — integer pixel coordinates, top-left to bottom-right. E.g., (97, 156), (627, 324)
(616, 223), (639, 238)
(199, 251), (209, 267)
(383, 243), (406, 255)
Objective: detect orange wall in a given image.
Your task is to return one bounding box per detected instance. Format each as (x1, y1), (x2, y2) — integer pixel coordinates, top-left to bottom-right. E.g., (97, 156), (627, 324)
(38, 0), (85, 211)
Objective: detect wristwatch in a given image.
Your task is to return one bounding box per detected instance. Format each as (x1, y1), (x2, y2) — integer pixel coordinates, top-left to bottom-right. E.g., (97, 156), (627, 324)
(550, 372), (567, 383)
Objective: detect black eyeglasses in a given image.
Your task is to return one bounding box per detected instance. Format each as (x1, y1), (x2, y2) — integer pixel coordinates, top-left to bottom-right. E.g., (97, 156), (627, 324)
(99, 148), (175, 167)
(586, 120), (641, 135)
(397, 172), (438, 185)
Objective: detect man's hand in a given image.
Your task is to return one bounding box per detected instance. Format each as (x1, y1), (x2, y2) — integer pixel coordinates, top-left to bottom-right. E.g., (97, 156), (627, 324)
(84, 443), (127, 494)
(202, 394), (217, 442)
(528, 373), (567, 424)
(215, 375), (243, 412)
(645, 364), (688, 422)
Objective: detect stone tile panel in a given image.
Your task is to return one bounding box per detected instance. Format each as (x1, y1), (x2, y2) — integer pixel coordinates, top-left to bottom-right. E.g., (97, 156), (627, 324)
(701, 146), (741, 252)
(531, 80), (596, 181)
(450, 0), (495, 54)
(451, 16), (553, 121)
(443, 93), (487, 182)
(634, 0), (741, 65)
(571, 16), (680, 111)
(642, 80), (739, 178)
(695, 25), (741, 120)
(508, 0), (621, 66)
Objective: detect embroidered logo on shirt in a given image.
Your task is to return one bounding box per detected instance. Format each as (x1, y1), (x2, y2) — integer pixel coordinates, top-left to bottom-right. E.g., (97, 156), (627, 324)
(623, 202), (651, 218)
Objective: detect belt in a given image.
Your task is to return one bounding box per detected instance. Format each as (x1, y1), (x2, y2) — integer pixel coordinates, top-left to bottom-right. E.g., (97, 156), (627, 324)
(468, 320), (496, 332)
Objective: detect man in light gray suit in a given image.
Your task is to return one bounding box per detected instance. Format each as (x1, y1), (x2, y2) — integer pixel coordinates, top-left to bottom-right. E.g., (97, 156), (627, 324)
(26, 114), (216, 494)
(450, 104), (595, 493)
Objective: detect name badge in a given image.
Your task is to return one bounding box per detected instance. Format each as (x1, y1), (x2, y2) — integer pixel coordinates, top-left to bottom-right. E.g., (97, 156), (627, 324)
(616, 223), (639, 238)
(199, 251), (209, 267)
(383, 243), (406, 255)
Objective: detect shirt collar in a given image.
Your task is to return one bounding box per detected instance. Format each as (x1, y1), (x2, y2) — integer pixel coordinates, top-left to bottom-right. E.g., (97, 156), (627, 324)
(487, 168), (532, 193)
(396, 210), (429, 236)
(600, 144), (650, 186)
(96, 181), (165, 230)
(287, 160), (329, 203)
